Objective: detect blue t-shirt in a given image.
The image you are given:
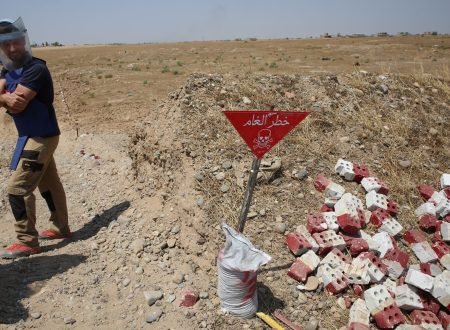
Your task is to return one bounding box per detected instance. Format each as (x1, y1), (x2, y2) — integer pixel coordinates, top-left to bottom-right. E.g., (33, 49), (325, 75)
(1, 57), (60, 136)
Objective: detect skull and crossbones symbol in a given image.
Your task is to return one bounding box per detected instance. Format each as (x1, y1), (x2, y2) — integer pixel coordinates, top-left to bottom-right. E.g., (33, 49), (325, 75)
(253, 129), (273, 149)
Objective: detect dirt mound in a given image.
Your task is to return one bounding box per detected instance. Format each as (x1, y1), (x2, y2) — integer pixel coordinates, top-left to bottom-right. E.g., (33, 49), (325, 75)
(128, 71), (449, 328)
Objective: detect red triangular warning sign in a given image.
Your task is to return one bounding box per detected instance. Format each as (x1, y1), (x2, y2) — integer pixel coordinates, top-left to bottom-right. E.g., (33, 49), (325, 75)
(223, 110), (310, 159)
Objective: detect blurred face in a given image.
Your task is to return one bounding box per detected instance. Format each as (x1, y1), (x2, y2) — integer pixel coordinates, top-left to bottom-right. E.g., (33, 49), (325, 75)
(0, 37), (27, 63)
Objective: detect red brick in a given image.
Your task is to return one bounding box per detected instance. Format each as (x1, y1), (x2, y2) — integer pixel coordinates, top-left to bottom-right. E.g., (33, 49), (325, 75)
(403, 229), (427, 244)
(349, 239), (369, 257)
(370, 208), (391, 227)
(312, 232), (345, 256)
(443, 188), (450, 200)
(287, 259), (311, 282)
(420, 263), (433, 276)
(307, 213), (327, 234)
(286, 233), (312, 256)
(411, 310), (442, 328)
(418, 184), (436, 200)
(314, 174), (331, 192)
(419, 292), (441, 315)
(384, 248), (409, 268)
(179, 289), (199, 307)
(372, 304), (406, 329)
(432, 241), (450, 258)
(320, 204), (334, 212)
(325, 276), (349, 295)
(330, 247), (353, 264)
(352, 284), (364, 297)
(386, 199), (398, 216)
(352, 163), (370, 183)
(337, 214), (362, 234)
(419, 214), (439, 232)
(438, 311), (450, 330)
(348, 322), (370, 330)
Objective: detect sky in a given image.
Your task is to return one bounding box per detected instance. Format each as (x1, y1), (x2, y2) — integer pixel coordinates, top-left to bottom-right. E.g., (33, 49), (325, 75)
(3, 0), (450, 45)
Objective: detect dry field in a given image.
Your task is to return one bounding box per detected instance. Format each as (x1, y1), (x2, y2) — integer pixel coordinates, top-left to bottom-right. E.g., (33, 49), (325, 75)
(0, 36), (449, 329)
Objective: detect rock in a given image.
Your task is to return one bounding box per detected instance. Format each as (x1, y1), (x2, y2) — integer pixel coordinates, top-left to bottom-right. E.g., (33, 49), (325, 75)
(379, 84), (389, 94)
(304, 276), (320, 291)
(285, 92), (296, 99)
(199, 291), (209, 299)
(305, 319), (319, 330)
(247, 211), (258, 218)
(166, 294), (176, 303)
(30, 312), (41, 319)
(196, 197), (204, 207)
(298, 292), (308, 304)
(336, 297), (346, 310)
(242, 97), (251, 104)
(339, 136), (350, 143)
(173, 272), (185, 284)
(399, 160), (412, 168)
(194, 173), (204, 181)
(222, 161), (233, 170)
(167, 238), (176, 248)
(293, 168), (308, 180)
(429, 128), (438, 136)
(146, 307), (163, 323)
(135, 267), (144, 274)
(131, 239), (145, 254)
(144, 290), (163, 306)
(274, 223), (287, 234)
(220, 184), (230, 193)
(215, 172), (225, 181)
(122, 278), (131, 287)
(64, 318), (76, 325)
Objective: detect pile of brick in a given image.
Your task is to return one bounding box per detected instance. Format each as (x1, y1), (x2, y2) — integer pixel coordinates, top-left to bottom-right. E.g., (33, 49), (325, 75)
(285, 161), (450, 329)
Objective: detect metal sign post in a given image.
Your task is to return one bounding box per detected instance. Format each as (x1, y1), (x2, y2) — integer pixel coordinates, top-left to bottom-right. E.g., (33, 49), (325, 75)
(223, 110), (310, 233)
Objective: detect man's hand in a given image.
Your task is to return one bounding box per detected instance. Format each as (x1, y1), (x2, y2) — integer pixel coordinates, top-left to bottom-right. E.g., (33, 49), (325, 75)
(0, 92), (28, 113)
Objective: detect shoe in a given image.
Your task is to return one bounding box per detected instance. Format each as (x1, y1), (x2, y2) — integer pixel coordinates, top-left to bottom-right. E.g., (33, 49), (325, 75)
(38, 230), (73, 240)
(0, 243), (42, 259)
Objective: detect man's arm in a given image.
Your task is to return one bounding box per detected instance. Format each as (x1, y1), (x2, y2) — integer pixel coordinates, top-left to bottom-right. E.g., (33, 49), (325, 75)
(0, 83), (35, 113)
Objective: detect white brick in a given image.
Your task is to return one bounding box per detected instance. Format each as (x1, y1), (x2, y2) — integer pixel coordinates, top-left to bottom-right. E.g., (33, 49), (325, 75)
(315, 230), (346, 250)
(335, 159), (355, 181)
(441, 222), (450, 242)
(361, 177), (383, 194)
(366, 190), (388, 211)
(373, 232), (394, 257)
(318, 263), (345, 286)
(436, 199), (450, 218)
(411, 242), (439, 263)
(381, 277), (397, 294)
(335, 193), (363, 218)
(396, 326), (426, 330)
(429, 191), (448, 207)
(383, 259), (405, 280)
(415, 202), (436, 217)
(360, 230), (380, 252)
(320, 249), (349, 269)
(294, 225), (319, 252)
(405, 269), (434, 292)
(431, 270), (450, 308)
(395, 284), (424, 310)
(299, 250), (320, 271)
(322, 212), (339, 232)
(343, 260), (370, 284)
(441, 254), (450, 270)
(355, 255), (386, 282)
(324, 196), (339, 207)
(349, 298), (370, 326)
(324, 182), (345, 199)
(364, 285), (394, 314)
(379, 217), (403, 236)
(440, 173), (450, 189)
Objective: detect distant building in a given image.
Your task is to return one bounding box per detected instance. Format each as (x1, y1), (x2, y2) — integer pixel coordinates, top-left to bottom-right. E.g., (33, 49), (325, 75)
(321, 33), (332, 38)
(377, 32), (389, 37)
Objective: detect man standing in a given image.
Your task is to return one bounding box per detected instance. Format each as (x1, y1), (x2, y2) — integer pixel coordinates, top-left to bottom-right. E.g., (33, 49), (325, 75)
(0, 17), (71, 259)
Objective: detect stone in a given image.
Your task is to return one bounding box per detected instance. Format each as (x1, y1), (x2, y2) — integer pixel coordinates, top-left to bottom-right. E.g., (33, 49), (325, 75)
(146, 307), (163, 323)
(222, 160), (233, 169)
(305, 319), (319, 330)
(304, 276), (320, 291)
(298, 291), (308, 304)
(399, 160), (412, 168)
(131, 239), (145, 254)
(220, 184), (230, 193)
(274, 223), (287, 234)
(196, 197), (204, 207)
(242, 97), (251, 104)
(30, 312), (41, 319)
(173, 272), (185, 284)
(122, 278), (131, 287)
(167, 238), (177, 248)
(64, 318), (76, 325)
(144, 290), (163, 306)
(215, 172), (225, 181)
(199, 291), (209, 299)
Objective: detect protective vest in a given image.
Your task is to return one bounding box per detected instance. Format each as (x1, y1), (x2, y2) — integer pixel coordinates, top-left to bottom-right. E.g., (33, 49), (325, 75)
(4, 67), (60, 138)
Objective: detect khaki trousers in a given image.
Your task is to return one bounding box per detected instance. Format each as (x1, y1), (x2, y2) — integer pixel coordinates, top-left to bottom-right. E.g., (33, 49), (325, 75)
(7, 136), (69, 247)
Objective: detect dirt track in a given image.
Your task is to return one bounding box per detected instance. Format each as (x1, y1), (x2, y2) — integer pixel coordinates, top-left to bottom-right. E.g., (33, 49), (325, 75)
(0, 37), (449, 329)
